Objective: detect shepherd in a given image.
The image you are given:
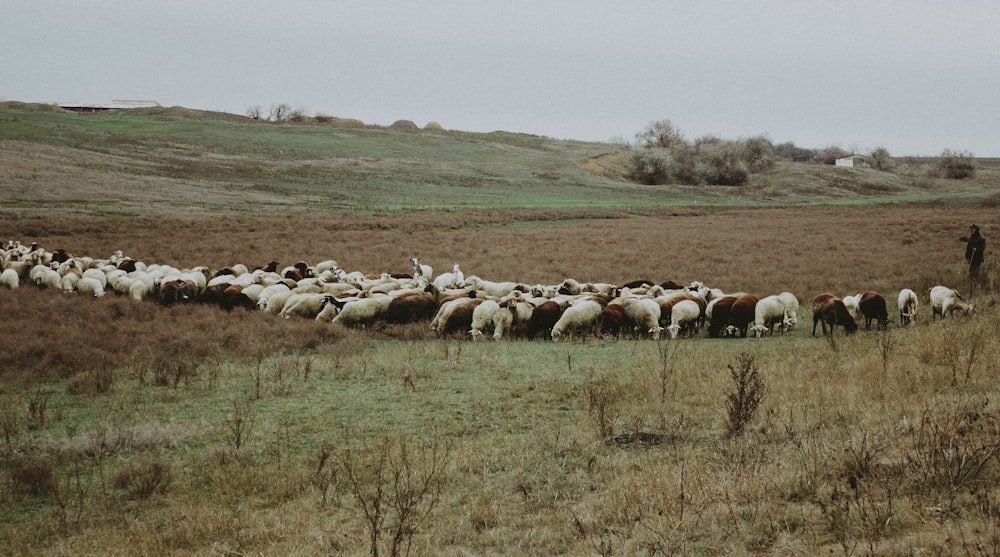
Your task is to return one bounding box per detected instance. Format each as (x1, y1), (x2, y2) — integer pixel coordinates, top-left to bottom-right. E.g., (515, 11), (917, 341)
(962, 224), (986, 277)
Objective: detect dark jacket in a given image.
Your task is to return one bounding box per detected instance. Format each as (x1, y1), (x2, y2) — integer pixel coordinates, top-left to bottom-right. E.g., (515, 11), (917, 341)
(966, 230), (986, 263)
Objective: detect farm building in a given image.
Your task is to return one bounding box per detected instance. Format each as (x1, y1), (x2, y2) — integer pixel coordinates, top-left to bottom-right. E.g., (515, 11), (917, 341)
(58, 100), (160, 113)
(835, 154), (869, 168)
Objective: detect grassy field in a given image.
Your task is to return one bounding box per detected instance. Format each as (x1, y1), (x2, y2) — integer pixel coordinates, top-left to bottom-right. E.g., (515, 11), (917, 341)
(1, 103), (1000, 555)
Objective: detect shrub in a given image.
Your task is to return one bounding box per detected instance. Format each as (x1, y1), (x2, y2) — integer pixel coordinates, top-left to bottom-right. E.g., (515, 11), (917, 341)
(741, 135), (775, 173)
(698, 142), (749, 186)
(935, 149), (977, 179)
(113, 459), (173, 500)
(627, 147), (672, 185)
(724, 352), (766, 436)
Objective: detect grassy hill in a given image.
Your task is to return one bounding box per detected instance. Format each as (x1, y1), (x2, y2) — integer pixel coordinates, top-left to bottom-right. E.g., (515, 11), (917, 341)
(2, 102), (997, 218)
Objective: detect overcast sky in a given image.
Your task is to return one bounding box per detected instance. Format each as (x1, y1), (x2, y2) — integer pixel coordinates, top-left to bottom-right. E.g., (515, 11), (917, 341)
(4, 1), (998, 156)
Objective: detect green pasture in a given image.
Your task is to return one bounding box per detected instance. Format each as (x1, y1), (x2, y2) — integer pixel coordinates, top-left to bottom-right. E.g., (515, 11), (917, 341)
(2, 103), (997, 216)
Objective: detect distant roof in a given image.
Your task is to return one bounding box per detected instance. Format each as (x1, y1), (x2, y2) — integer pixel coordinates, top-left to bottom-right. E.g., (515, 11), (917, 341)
(58, 100), (161, 111)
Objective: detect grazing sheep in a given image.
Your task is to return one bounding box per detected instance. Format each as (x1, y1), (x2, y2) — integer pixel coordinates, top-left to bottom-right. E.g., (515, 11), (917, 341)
(76, 276), (106, 297)
(524, 300), (566, 340)
(60, 271), (81, 293)
(858, 290), (889, 329)
(436, 297), (483, 337)
(726, 294), (759, 338)
(31, 265), (62, 290)
(551, 299), (604, 341)
(842, 293), (862, 321)
(469, 300), (501, 340)
(666, 299), (701, 339)
(812, 293), (858, 336)
(0, 268), (19, 289)
(621, 297), (662, 340)
(598, 303), (628, 339)
(897, 288), (918, 326)
(81, 268), (108, 289)
(776, 291), (800, 331)
(751, 295), (788, 338)
(382, 291), (438, 324)
(329, 296), (395, 327)
(929, 286), (975, 319)
(707, 296), (738, 338)
(280, 292), (332, 319)
(493, 299), (533, 339)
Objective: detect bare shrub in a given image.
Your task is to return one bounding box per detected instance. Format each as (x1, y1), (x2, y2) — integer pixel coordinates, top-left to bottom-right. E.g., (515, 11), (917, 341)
(338, 433), (452, 557)
(587, 373), (625, 440)
(27, 388), (50, 429)
(903, 402), (1000, 511)
(935, 149), (977, 179)
(0, 405), (21, 453)
(65, 368), (114, 396)
(113, 458), (173, 500)
(6, 455), (58, 497)
(223, 396), (256, 452)
(724, 352), (767, 436)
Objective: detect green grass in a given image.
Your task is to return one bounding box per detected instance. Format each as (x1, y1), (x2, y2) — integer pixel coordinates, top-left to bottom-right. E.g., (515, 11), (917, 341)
(3, 103), (998, 217)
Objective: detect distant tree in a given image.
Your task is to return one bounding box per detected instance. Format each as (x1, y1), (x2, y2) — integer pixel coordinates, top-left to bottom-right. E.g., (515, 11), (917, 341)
(637, 119), (685, 150)
(697, 141), (748, 186)
(740, 136), (775, 173)
(935, 149), (977, 179)
(774, 141), (815, 162)
(288, 106), (309, 122)
(817, 146), (849, 165)
(627, 147), (672, 185)
(694, 134), (723, 149)
(246, 105), (262, 120)
(268, 103), (291, 122)
(869, 147), (895, 172)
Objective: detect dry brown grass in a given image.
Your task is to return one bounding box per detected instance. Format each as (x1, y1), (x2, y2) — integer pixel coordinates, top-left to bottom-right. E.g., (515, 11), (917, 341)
(1, 205), (999, 555)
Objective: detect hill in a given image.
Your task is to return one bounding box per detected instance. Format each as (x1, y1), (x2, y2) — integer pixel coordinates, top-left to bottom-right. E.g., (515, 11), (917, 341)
(1, 102), (997, 218)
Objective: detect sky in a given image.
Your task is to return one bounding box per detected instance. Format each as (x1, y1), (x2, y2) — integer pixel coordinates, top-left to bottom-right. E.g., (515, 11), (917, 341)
(3, 1), (998, 156)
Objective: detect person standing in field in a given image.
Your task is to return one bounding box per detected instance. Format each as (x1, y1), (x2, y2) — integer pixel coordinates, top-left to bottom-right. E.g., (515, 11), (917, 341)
(963, 224), (986, 277)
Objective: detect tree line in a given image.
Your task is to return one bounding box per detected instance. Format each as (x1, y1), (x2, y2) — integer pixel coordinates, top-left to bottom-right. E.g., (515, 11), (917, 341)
(627, 119), (978, 186)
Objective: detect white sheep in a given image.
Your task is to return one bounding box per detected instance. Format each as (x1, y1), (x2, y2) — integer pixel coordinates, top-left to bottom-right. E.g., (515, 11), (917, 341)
(410, 258), (433, 282)
(751, 295), (788, 338)
(431, 263), (465, 290)
(492, 300), (533, 340)
(929, 286), (975, 319)
(256, 283), (291, 311)
(31, 265), (62, 290)
(842, 293), (862, 321)
(897, 288), (918, 326)
(465, 275), (522, 298)
(280, 292), (333, 319)
(82, 268), (108, 289)
(60, 272), (81, 292)
(551, 299), (603, 341)
(621, 297), (663, 340)
(0, 268), (19, 289)
(776, 291), (799, 331)
(469, 299), (501, 340)
(261, 287), (296, 314)
(666, 299), (702, 339)
(330, 296), (394, 327)
(76, 276), (106, 297)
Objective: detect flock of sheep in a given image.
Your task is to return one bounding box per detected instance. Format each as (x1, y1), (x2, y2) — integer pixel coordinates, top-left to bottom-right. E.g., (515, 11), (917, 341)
(0, 241), (978, 342)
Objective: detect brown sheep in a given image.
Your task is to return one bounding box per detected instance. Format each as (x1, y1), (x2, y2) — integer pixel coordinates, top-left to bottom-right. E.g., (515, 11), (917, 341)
(858, 290), (889, 330)
(812, 293), (858, 336)
(525, 300), (565, 340)
(708, 296), (738, 338)
(727, 294), (759, 338)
